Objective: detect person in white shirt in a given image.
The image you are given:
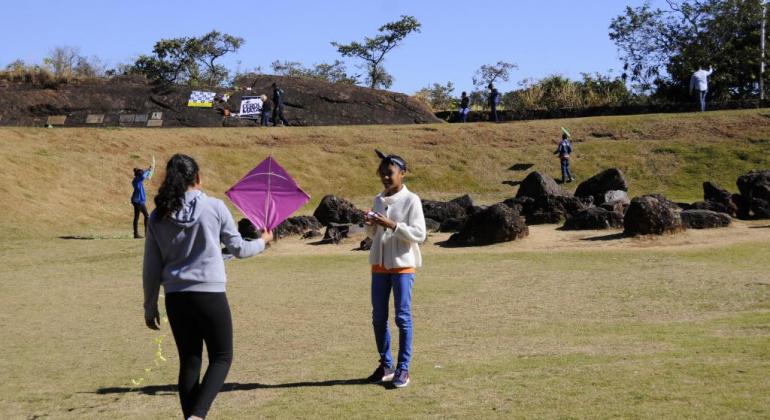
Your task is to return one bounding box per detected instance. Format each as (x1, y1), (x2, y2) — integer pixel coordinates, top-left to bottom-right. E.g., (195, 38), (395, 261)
(363, 149), (426, 388)
(690, 66), (714, 112)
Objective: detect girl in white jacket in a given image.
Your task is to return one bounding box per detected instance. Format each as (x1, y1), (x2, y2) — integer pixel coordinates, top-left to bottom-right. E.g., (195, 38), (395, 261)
(364, 150), (426, 388)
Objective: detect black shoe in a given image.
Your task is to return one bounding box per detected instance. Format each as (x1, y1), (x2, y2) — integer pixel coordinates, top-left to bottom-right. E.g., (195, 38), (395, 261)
(134, 233), (144, 239)
(367, 363), (395, 383)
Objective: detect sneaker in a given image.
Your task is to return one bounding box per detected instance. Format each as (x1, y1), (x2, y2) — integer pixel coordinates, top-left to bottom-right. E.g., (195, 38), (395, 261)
(392, 369), (410, 388)
(367, 363), (395, 383)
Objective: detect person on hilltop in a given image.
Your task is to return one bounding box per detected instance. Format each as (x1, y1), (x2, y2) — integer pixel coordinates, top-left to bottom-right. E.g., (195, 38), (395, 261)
(488, 83), (501, 123)
(272, 82), (289, 126)
(364, 150), (427, 389)
(131, 163), (154, 239)
(458, 91), (470, 123)
(554, 130), (574, 183)
(690, 65), (715, 112)
(260, 94), (271, 127)
(142, 154), (273, 420)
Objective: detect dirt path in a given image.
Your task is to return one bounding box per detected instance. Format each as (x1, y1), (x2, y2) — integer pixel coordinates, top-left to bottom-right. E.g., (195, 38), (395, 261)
(263, 220), (770, 257)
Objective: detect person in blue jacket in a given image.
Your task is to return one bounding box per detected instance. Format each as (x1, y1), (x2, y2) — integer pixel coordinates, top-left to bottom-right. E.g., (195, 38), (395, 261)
(554, 133), (574, 183)
(131, 163), (154, 238)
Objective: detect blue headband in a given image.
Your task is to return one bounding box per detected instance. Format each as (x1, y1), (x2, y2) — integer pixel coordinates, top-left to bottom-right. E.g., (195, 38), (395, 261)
(375, 149), (406, 171)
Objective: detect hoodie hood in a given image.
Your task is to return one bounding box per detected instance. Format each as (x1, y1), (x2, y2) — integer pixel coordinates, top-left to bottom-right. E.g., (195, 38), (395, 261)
(168, 190), (206, 227)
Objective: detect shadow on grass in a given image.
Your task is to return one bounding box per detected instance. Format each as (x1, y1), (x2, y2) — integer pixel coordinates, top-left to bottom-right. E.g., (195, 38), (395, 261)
(502, 180), (521, 187)
(94, 378), (375, 395)
(581, 232), (626, 241)
(508, 163), (534, 171)
(59, 235), (97, 240)
(749, 225), (770, 229)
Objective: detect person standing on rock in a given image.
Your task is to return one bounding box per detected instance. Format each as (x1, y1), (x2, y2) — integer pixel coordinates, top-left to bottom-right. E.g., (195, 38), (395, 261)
(690, 65), (714, 112)
(143, 154), (273, 420)
(260, 94), (271, 127)
(271, 82), (289, 126)
(458, 91), (470, 123)
(488, 83), (501, 123)
(364, 150), (426, 389)
(554, 131), (574, 183)
(131, 163), (154, 238)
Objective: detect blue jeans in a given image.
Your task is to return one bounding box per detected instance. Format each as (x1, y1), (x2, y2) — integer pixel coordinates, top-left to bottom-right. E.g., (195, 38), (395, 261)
(490, 104), (499, 122)
(561, 158), (572, 182)
(371, 272), (414, 371)
(698, 90), (707, 112)
(459, 107), (469, 123)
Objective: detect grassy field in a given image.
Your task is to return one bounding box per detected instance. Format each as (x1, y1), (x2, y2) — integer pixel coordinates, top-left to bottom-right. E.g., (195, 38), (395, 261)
(0, 110), (769, 419)
(0, 227), (769, 419)
(2, 109), (770, 238)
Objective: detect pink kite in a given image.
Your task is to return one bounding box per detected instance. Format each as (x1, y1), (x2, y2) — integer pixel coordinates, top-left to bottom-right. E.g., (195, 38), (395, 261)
(225, 157), (310, 230)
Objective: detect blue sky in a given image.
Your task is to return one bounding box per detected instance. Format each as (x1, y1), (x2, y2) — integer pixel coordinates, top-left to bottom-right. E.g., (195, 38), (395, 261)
(1, 0), (665, 94)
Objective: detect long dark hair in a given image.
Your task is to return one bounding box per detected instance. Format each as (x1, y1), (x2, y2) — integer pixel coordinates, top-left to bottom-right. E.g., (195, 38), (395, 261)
(154, 154), (199, 219)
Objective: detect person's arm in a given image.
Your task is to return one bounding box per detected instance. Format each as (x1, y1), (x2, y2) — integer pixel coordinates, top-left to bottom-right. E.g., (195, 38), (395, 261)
(218, 201), (266, 258)
(143, 222), (163, 330)
(392, 197), (427, 243)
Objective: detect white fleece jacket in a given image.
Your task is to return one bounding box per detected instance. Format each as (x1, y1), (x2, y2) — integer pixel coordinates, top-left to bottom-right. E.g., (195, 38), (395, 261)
(366, 185), (427, 269)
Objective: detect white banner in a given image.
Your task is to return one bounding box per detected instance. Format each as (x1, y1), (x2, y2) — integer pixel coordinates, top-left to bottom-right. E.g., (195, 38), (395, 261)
(239, 97), (263, 118)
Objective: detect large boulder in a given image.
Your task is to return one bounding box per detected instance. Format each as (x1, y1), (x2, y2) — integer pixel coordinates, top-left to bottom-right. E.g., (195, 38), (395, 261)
(521, 195), (593, 225)
(274, 216), (321, 238)
(448, 203), (529, 246)
(623, 195), (684, 236)
(562, 207), (624, 230)
(238, 218), (261, 240)
(313, 195), (363, 225)
(422, 200), (467, 223)
(736, 170), (770, 218)
(321, 224), (350, 244)
(449, 194), (475, 211)
(439, 218), (467, 232)
(699, 181), (738, 217)
(574, 168), (628, 205)
(680, 210), (732, 229)
(424, 218), (441, 232)
(515, 171), (565, 198)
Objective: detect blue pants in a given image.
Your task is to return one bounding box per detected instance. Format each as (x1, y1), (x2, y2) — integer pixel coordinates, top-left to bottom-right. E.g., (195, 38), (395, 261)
(490, 104), (499, 122)
(371, 272), (414, 371)
(459, 108), (469, 123)
(698, 90), (707, 112)
(561, 158), (572, 182)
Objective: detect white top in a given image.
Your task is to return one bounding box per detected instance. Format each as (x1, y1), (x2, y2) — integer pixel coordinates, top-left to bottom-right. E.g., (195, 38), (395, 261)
(366, 185), (427, 269)
(690, 68), (714, 92)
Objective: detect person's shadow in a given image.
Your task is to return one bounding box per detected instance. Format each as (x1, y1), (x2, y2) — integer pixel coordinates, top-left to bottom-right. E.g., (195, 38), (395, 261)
(93, 378), (395, 396)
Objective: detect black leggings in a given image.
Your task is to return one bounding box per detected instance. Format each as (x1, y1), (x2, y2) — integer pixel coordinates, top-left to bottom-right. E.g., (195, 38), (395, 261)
(132, 202), (148, 236)
(166, 292), (233, 419)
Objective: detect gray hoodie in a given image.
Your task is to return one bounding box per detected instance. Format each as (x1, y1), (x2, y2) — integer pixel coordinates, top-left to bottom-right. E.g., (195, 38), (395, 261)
(143, 190), (265, 314)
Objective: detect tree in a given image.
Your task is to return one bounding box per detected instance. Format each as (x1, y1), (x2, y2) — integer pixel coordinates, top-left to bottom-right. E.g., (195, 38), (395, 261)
(270, 59), (358, 84)
(131, 31), (244, 86)
(332, 15), (421, 89)
(44, 46), (80, 79)
(472, 61), (518, 90)
(414, 81), (455, 111)
(610, 0), (768, 99)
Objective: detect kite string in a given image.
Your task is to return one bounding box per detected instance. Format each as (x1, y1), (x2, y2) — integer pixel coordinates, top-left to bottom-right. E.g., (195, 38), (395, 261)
(265, 156), (272, 230)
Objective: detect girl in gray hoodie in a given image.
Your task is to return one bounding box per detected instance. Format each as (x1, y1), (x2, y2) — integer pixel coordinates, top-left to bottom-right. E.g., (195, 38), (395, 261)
(143, 154), (272, 420)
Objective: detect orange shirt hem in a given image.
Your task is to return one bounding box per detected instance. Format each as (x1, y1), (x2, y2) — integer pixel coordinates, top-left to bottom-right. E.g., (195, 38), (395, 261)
(371, 265), (416, 274)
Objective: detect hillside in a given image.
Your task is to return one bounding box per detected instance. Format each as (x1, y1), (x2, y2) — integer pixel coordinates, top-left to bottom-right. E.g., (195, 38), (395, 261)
(0, 75), (441, 127)
(1, 109), (770, 238)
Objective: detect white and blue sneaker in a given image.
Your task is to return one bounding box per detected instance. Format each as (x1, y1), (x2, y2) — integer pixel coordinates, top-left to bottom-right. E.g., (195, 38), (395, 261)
(392, 369), (410, 388)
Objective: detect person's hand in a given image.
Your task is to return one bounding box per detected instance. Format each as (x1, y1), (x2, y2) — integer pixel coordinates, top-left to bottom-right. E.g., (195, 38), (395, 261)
(363, 208), (374, 225)
(145, 308), (161, 330)
(370, 212), (397, 230)
(261, 229), (274, 244)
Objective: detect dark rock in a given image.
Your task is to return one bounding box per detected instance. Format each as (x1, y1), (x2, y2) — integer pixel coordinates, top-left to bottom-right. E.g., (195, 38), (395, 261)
(701, 181), (738, 217)
(467, 205), (486, 216)
(521, 195), (593, 225)
(439, 217), (467, 232)
(574, 168), (628, 205)
(302, 229), (321, 239)
(313, 195), (363, 226)
(274, 215), (321, 238)
(680, 210), (732, 229)
(422, 200), (466, 223)
(736, 170), (770, 219)
(237, 218), (261, 240)
(515, 171), (565, 198)
(689, 200), (736, 216)
(358, 237), (373, 251)
(448, 203), (528, 246)
(321, 224), (350, 244)
(733, 193), (751, 219)
(425, 218), (441, 232)
(449, 194), (475, 211)
(562, 207), (624, 230)
(623, 195), (684, 236)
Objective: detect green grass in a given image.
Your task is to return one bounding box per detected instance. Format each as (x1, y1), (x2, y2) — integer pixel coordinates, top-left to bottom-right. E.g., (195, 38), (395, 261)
(1, 234), (769, 419)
